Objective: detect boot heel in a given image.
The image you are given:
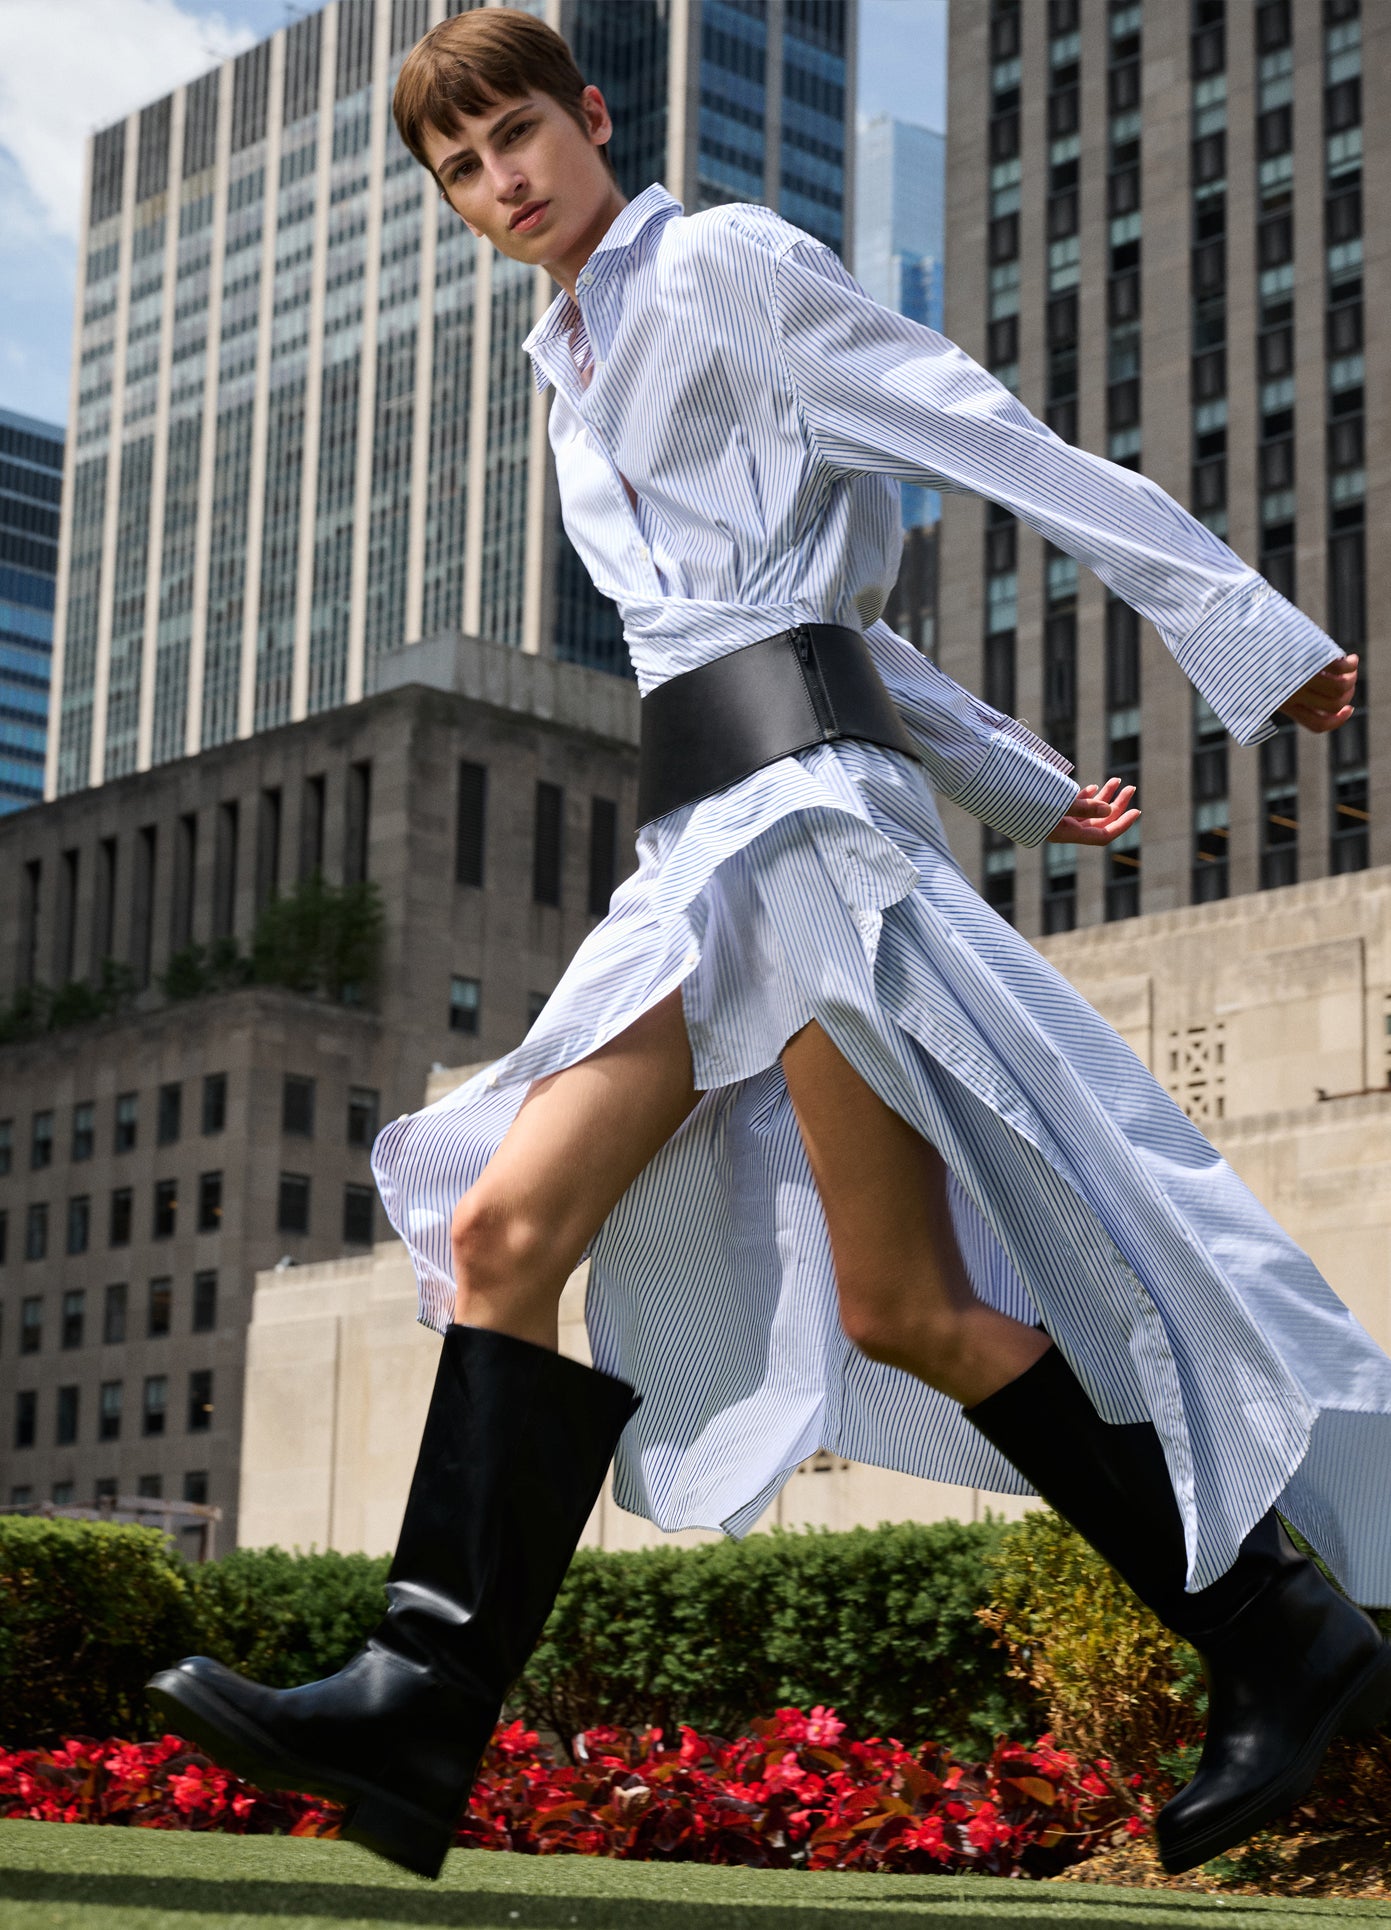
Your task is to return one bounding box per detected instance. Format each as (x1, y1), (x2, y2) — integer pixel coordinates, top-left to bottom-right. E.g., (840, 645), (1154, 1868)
(1339, 1639), (1391, 1738)
(340, 1788), (458, 1880)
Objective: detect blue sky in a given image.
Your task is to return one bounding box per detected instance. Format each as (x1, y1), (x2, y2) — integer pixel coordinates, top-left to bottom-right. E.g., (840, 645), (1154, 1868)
(0, 0), (946, 430)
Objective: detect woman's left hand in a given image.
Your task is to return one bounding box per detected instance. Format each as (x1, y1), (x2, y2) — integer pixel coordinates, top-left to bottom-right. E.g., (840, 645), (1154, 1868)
(1047, 777), (1141, 845)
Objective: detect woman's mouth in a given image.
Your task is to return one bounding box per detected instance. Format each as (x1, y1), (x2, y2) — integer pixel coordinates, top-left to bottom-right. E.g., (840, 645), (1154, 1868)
(510, 201), (549, 233)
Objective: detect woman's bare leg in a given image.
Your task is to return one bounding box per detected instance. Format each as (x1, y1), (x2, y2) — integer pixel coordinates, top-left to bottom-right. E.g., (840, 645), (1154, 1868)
(451, 983), (700, 1349)
(779, 1017), (1051, 1408)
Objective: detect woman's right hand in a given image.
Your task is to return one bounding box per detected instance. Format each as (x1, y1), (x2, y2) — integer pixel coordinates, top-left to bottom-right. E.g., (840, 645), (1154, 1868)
(1046, 777), (1140, 846)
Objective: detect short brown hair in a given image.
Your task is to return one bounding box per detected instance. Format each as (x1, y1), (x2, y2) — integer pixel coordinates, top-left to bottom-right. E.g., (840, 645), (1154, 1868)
(392, 8), (617, 187)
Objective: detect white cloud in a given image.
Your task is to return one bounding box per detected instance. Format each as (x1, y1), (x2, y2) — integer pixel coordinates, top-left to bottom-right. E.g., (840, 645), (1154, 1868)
(0, 0), (257, 243)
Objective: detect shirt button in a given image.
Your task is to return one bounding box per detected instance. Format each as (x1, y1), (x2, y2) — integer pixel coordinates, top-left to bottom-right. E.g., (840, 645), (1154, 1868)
(578, 271), (592, 288)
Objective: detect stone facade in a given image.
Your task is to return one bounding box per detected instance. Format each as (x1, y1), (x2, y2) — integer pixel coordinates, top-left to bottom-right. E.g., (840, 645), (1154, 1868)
(238, 865), (1391, 1557)
(0, 634), (639, 1542)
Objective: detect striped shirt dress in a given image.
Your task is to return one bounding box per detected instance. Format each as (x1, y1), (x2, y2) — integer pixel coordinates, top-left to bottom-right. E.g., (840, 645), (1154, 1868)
(369, 184), (1391, 1605)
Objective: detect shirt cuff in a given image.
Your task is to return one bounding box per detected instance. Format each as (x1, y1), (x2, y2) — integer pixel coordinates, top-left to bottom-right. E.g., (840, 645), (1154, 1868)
(1168, 577), (1345, 747)
(953, 728), (1080, 848)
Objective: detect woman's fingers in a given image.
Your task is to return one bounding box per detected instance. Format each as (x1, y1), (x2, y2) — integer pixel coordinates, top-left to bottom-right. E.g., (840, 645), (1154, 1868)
(1068, 806), (1141, 846)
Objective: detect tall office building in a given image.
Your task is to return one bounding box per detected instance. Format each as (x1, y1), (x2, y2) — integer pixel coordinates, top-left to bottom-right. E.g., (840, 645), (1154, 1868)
(47, 0), (855, 805)
(854, 116), (945, 531)
(1, 410), (64, 816)
(939, 0), (1380, 938)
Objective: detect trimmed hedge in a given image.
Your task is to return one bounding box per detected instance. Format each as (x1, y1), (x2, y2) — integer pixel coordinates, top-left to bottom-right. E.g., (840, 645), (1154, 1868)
(0, 1515), (1037, 1755)
(0, 1519), (197, 1746)
(188, 1547), (392, 1690)
(516, 1519), (1040, 1758)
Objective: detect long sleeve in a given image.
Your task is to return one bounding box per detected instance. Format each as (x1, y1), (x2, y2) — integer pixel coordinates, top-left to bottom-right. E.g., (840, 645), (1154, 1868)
(862, 619), (1082, 847)
(767, 233), (1344, 749)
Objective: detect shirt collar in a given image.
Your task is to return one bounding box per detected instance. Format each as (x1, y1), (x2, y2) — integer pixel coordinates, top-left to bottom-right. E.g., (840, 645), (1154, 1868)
(523, 182), (683, 394)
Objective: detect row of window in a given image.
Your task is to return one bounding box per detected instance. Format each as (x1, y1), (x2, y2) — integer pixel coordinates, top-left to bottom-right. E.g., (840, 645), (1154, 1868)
(8, 1274), (218, 1354)
(1188, 0), (1368, 903)
(0, 1176), (375, 1262)
(456, 761), (619, 918)
(10, 1472), (209, 1509)
(0, 1077), (379, 1177)
(13, 1369), (213, 1449)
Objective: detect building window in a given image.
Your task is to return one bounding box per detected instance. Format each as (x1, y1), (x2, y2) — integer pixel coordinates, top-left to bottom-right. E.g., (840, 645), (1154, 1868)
(153, 1179), (178, 1239)
(202, 1072), (227, 1134)
(187, 1369), (213, 1433)
(71, 1101), (95, 1163)
(157, 1082), (182, 1145)
(55, 1384), (79, 1446)
(455, 760), (487, 887)
(99, 1380), (122, 1442)
(61, 1289), (84, 1350)
(982, 826), (1016, 925)
(0, 1119), (11, 1176)
(588, 797), (617, 917)
(143, 1375), (168, 1436)
(66, 1196), (90, 1256)
(192, 1270), (218, 1334)
(1042, 842), (1077, 935)
(0, 1209), (6, 1267)
(184, 1469), (209, 1505)
(110, 1187), (133, 1246)
(344, 1183), (374, 1246)
(347, 1086), (379, 1149)
(24, 1202), (47, 1262)
(148, 1277), (173, 1337)
(94, 1476), (118, 1506)
(282, 1075), (315, 1137)
(51, 1480), (74, 1505)
(198, 1171), (223, 1233)
(115, 1092), (138, 1152)
(533, 780), (563, 906)
(20, 1296), (41, 1355)
(103, 1282), (128, 1344)
(137, 1472), (163, 1498)
(449, 975), (480, 1034)
(527, 990), (549, 1027)
(1259, 718), (1299, 890)
(277, 1173), (310, 1235)
(30, 1110), (53, 1170)
(14, 1390), (36, 1449)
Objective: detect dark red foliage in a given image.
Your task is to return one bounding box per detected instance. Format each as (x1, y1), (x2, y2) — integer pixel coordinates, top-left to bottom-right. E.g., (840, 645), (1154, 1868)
(0, 1708), (1153, 1876)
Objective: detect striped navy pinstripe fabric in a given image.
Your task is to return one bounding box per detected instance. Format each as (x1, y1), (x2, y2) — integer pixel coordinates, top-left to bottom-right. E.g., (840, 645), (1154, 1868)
(370, 183), (1391, 1603)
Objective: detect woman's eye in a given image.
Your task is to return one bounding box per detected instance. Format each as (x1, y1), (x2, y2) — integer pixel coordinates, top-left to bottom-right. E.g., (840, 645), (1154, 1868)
(507, 122), (531, 141)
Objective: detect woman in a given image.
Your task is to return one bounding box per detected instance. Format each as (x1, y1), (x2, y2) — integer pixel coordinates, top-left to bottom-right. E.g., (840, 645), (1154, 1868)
(149, 9), (1391, 1883)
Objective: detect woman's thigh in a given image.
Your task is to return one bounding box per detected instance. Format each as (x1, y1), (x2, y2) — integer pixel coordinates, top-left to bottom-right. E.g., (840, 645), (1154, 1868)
(453, 982), (700, 1333)
(778, 1014), (977, 1336)
(780, 1017), (1053, 1402)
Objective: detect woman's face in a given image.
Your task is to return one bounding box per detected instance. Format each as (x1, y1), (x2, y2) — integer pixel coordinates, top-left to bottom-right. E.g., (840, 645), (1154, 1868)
(420, 84), (619, 273)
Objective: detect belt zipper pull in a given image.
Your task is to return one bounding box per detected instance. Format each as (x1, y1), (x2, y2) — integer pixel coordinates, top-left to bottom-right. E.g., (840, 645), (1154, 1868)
(793, 625), (835, 738)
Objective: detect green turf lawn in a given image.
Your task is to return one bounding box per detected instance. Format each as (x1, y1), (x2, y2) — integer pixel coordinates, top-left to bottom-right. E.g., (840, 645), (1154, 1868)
(2, 1824), (1391, 1929)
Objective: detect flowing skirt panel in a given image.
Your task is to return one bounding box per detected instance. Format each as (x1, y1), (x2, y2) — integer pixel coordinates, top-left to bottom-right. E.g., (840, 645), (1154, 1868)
(370, 740), (1391, 1602)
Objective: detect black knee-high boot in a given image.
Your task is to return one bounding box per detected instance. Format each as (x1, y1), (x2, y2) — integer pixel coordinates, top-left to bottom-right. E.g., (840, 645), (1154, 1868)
(961, 1341), (1391, 1875)
(147, 1324), (639, 1879)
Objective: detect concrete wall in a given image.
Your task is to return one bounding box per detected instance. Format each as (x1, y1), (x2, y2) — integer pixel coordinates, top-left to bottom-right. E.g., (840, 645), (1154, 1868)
(239, 865), (1391, 1555)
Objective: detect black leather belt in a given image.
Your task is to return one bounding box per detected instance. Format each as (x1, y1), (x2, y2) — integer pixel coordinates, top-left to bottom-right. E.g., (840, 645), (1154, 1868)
(636, 623), (924, 830)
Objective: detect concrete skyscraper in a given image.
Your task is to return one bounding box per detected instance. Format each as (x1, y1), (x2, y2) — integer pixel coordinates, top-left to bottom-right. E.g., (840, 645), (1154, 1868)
(937, 0), (1379, 938)
(1, 410), (64, 816)
(47, 0), (855, 805)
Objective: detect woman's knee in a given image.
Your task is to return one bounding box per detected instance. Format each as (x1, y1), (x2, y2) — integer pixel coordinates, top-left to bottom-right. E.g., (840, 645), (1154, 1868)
(450, 1185), (552, 1297)
(837, 1288), (970, 1378)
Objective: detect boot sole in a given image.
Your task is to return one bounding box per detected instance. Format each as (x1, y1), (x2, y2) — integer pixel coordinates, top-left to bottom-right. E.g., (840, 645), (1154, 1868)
(1156, 1637), (1391, 1875)
(145, 1668), (460, 1880)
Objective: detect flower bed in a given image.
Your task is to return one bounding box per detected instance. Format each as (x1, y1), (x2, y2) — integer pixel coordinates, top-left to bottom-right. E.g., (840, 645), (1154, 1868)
(0, 1709), (1151, 1877)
